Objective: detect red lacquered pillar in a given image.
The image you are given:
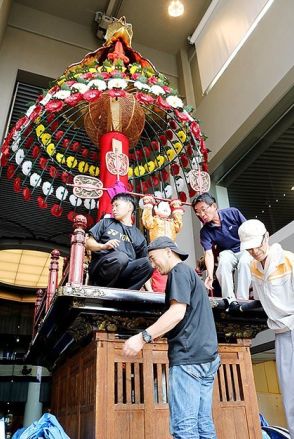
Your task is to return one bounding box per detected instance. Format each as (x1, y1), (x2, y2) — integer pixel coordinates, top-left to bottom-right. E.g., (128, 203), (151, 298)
(46, 249), (60, 312)
(67, 214), (87, 285)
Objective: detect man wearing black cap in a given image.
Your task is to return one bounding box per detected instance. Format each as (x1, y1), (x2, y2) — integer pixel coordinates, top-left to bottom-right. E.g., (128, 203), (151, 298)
(123, 236), (220, 439)
(86, 193), (153, 290)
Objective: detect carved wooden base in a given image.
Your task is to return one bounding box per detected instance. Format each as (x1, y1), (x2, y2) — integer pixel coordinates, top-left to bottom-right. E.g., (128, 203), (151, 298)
(27, 286), (267, 370)
(51, 332), (262, 439)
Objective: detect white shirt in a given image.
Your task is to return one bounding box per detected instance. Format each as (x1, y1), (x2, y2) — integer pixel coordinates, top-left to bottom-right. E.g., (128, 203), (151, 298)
(251, 243), (294, 333)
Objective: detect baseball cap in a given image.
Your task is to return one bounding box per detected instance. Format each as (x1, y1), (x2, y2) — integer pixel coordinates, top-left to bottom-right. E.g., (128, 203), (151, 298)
(147, 236), (189, 260)
(238, 220), (267, 251)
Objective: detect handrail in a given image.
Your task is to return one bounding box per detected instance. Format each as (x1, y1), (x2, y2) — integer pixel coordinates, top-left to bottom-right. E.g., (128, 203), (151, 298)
(32, 215), (88, 333)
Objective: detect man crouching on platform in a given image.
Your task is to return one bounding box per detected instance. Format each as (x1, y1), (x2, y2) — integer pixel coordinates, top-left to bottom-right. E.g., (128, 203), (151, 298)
(85, 193), (153, 290)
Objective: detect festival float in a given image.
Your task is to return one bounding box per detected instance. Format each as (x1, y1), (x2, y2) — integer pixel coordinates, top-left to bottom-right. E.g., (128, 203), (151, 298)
(0, 17), (266, 439)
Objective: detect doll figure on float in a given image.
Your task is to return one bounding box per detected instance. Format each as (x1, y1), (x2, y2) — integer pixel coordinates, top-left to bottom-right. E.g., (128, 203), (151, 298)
(141, 195), (184, 292)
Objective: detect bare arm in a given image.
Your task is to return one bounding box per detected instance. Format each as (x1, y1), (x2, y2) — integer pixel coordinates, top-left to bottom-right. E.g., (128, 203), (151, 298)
(85, 235), (120, 252)
(147, 301), (186, 339)
(123, 301), (186, 356)
(204, 249), (214, 290)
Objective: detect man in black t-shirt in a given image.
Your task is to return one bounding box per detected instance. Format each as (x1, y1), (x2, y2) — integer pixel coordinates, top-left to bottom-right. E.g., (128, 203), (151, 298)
(123, 236), (220, 439)
(86, 193), (153, 290)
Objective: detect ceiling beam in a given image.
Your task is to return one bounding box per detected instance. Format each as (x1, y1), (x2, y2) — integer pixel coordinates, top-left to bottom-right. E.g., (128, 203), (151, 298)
(106, 0), (124, 17)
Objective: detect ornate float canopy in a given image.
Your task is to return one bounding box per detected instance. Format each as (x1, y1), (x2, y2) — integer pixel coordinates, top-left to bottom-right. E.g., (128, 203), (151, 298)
(0, 17), (209, 226)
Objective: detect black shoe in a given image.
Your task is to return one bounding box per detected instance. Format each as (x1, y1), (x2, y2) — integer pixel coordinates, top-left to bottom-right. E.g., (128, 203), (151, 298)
(227, 301), (241, 312)
(215, 299), (229, 310)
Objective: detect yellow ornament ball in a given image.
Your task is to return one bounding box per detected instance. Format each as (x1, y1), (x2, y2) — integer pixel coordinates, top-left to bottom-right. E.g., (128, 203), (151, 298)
(46, 143), (56, 156)
(40, 132), (52, 146)
(36, 124), (45, 137)
(134, 165), (145, 177)
(174, 142), (183, 153)
(177, 130), (187, 142)
(66, 156), (77, 169)
(78, 161), (89, 173)
(56, 153), (66, 164)
(167, 149), (177, 161)
(128, 167), (134, 178)
(155, 155), (165, 167)
(145, 161), (155, 173)
(89, 165), (99, 177)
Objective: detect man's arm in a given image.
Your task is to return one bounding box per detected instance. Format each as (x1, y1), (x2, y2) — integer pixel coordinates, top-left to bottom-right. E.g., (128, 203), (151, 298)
(199, 229), (214, 290)
(234, 207), (246, 224)
(204, 249), (214, 290)
(85, 235), (120, 252)
(134, 237), (148, 259)
(123, 301), (186, 356)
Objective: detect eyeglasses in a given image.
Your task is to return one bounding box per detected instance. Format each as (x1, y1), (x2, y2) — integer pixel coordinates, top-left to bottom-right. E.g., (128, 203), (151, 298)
(194, 204), (212, 216)
(247, 233), (266, 252)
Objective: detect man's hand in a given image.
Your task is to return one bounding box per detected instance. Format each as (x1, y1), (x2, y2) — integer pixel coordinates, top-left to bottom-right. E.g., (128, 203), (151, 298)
(86, 236), (120, 252)
(204, 276), (214, 290)
(123, 333), (144, 357)
(103, 239), (120, 250)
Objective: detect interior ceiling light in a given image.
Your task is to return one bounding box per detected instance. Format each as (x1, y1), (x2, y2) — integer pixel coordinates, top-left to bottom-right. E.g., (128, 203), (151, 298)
(0, 249), (64, 289)
(168, 0), (184, 17)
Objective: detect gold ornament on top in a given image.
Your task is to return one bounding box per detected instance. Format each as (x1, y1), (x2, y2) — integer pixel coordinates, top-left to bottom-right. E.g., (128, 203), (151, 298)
(105, 16), (133, 47)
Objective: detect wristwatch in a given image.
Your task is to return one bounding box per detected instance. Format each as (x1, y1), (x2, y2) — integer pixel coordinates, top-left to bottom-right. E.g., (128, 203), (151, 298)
(142, 329), (152, 343)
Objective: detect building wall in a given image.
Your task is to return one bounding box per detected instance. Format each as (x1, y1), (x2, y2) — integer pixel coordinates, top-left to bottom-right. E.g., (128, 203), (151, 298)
(0, 26), (89, 139)
(189, 0), (294, 173)
(0, 0), (11, 47)
(269, 220), (294, 252)
(253, 360), (287, 428)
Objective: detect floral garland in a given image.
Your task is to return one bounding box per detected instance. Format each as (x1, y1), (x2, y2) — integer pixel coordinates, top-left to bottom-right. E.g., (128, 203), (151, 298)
(1, 52), (209, 220)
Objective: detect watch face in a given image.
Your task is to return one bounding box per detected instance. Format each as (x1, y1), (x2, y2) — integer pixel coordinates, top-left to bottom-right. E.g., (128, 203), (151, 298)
(143, 330), (152, 343)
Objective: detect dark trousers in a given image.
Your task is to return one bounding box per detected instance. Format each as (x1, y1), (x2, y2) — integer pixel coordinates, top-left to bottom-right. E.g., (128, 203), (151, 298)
(89, 251), (153, 290)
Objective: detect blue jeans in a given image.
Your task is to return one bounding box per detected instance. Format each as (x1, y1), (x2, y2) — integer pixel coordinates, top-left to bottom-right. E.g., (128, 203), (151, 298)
(169, 356), (220, 439)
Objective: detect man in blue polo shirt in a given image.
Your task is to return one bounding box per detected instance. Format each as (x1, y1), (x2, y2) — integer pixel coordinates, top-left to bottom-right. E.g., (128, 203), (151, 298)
(192, 193), (252, 309)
